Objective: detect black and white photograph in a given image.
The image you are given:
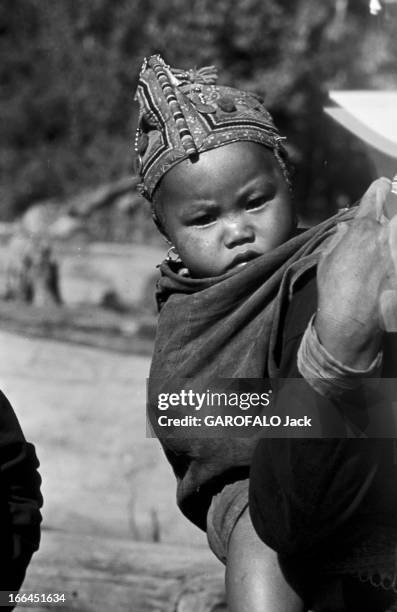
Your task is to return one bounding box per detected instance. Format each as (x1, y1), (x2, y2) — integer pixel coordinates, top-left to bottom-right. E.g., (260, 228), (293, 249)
(1, 1), (397, 610)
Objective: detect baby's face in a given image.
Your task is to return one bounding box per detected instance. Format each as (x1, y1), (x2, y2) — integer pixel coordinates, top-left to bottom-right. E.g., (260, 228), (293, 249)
(157, 141), (295, 278)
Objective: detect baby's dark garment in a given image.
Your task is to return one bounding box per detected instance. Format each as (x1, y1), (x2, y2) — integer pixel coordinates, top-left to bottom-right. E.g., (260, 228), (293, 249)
(148, 209), (358, 531)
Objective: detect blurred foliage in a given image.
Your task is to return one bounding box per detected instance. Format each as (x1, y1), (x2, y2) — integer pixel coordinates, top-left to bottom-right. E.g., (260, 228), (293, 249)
(1, 0), (396, 225)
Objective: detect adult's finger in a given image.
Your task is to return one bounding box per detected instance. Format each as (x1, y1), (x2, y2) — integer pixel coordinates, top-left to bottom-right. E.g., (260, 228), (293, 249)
(318, 221), (349, 261)
(388, 213), (397, 278)
(379, 214), (397, 331)
(384, 174), (397, 220)
(355, 177), (391, 220)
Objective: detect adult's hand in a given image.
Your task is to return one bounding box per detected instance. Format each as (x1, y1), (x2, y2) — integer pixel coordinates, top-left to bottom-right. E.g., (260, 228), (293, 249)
(315, 178), (395, 369)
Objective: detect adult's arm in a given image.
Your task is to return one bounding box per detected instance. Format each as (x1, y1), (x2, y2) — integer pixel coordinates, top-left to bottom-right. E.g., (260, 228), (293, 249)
(249, 270), (397, 561)
(314, 178), (394, 370)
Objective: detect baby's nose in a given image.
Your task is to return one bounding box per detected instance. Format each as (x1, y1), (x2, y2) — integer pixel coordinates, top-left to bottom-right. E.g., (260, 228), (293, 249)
(223, 217), (255, 248)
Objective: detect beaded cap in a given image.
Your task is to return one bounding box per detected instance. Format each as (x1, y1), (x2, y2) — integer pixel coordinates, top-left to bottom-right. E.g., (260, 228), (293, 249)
(134, 54), (287, 201)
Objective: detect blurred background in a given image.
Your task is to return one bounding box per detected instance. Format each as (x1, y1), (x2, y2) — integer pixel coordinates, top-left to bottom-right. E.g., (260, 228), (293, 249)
(0, 1), (396, 610)
(2, 0), (397, 226)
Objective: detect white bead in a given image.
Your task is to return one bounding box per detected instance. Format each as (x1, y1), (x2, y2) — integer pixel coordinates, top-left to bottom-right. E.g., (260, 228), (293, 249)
(369, 0), (382, 15)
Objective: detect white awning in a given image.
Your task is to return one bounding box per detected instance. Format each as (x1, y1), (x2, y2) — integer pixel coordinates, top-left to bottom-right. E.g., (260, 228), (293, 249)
(324, 91), (397, 158)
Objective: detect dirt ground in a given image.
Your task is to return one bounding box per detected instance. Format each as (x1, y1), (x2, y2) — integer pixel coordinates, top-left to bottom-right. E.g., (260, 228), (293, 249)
(0, 329), (206, 548)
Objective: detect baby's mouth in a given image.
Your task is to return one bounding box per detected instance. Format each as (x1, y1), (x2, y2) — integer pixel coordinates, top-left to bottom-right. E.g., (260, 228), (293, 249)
(226, 250), (261, 271)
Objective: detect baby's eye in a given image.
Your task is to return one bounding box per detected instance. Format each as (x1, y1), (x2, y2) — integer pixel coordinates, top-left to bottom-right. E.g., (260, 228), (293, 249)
(245, 198), (267, 211)
(192, 213), (217, 226)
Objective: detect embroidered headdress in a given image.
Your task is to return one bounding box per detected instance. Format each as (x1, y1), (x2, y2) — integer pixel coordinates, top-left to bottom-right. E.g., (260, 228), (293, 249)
(134, 55), (288, 201)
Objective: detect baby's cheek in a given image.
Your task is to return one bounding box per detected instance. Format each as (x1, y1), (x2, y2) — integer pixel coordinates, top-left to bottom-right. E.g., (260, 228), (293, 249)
(181, 233), (222, 276)
(265, 210), (295, 248)
(178, 233), (205, 263)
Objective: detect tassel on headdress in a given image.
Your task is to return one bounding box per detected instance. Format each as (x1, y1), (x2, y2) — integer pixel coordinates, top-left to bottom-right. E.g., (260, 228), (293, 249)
(172, 65), (218, 85)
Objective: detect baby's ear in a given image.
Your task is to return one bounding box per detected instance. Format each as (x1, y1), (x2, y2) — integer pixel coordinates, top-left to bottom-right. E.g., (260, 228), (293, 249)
(151, 197), (170, 242)
(153, 213), (169, 240)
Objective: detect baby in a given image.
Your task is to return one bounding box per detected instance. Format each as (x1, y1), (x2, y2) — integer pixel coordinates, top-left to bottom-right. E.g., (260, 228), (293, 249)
(135, 55), (397, 611)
